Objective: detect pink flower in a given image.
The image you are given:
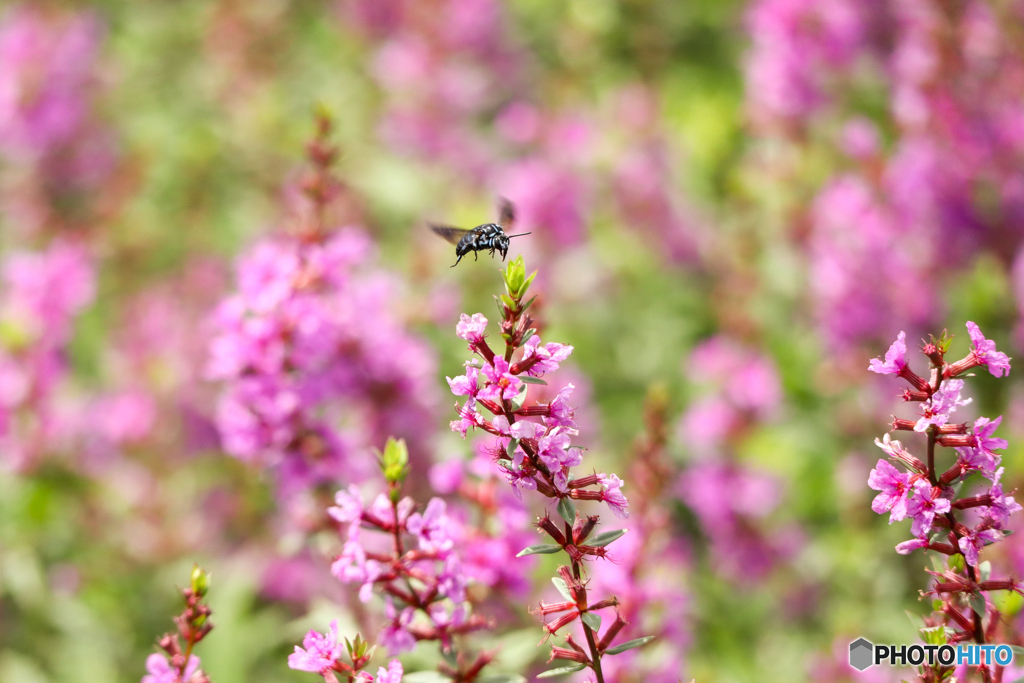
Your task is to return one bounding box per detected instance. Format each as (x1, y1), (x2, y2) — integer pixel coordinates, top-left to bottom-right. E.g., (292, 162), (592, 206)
(288, 620), (344, 673)
(905, 480), (950, 537)
(868, 331), (908, 375)
(867, 459), (913, 522)
(456, 313), (488, 347)
(450, 398), (484, 438)
(913, 379), (970, 432)
(478, 356), (522, 403)
(446, 365), (480, 397)
(141, 653), (201, 683)
(327, 485), (364, 525)
(598, 473), (630, 519)
(375, 661), (404, 683)
(543, 383), (577, 430)
(967, 322), (1011, 377)
(984, 468), (1022, 529)
(379, 599), (417, 654)
(895, 537), (928, 555)
(956, 416), (1006, 478)
(407, 498), (456, 553)
(520, 336), (573, 377)
(958, 528), (1002, 566)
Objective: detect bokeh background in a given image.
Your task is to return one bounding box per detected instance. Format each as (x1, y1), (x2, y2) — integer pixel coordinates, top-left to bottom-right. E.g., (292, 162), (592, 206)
(2, 0), (1024, 681)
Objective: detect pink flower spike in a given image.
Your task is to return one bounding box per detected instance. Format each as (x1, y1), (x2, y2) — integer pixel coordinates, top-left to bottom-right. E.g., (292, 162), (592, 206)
(967, 322), (1011, 377)
(869, 331), (907, 375)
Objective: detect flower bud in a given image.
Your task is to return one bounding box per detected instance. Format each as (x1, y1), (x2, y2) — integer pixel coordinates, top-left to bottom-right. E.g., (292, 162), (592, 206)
(190, 564), (210, 598)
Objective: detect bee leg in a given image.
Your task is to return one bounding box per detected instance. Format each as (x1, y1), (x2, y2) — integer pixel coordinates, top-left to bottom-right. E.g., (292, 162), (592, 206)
(451, 253), (463, 268)
(473, 251), (478, 261)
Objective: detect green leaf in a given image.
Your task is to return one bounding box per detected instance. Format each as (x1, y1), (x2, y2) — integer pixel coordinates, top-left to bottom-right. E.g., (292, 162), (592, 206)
(521, 328), (537, 345)
(556, 497), (576, 525)
(506, 438), (519, 458)
(587, 529), (627, 548)
(919, 625), (947, 646)
(402, 672), (454, 683)
(517, 544), (562, 557)
(477, 676), (527, 683)
(537, 665), (587, 678)
(1009, 645), (1024, 658)
(521, 295), (538, 313)
(968, 592), (987, 618)
(980, 560), (992, 582)
(500, 293), (517, 310)
(510, 382), (529, 411)
(518, 376), (547, 385)
(947, 553), (965, 572)
(552, 577), (573, 601)
(581, 611), (601, 632)
(604, 636), (656, 655)
(522, 270), (537, 296)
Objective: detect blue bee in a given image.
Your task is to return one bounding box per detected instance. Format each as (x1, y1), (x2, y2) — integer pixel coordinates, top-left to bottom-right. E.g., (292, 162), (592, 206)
(430, 199), (531, 268)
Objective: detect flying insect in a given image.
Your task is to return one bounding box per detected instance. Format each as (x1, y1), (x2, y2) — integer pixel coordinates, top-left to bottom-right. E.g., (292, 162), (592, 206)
(430, 199), (531, 268)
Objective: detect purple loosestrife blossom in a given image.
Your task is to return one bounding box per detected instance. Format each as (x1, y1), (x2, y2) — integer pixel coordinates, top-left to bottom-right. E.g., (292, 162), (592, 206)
(295, 438), (502, 683)
(207, 121), (436, 519)
(675, 336), (798, 583)
(445, 257), (655, 683)
(0, 240), (95, 471)
(866, 326), (1024, 680)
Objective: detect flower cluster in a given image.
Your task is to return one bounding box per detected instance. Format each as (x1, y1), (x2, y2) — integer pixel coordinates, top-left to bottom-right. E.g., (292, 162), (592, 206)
(744, 0), (1024, 348)
(142, 566), (214, 683)
(207, 118), (436, 517)
(446, 257), (653, 682)
(292, 437), (505, 683)
(0, 5), (116, 234)
(290, 625), (403, 683)
(867, 323), (1024, 679)
(675, 337), (798, 582)
(0, 239), (95, 471)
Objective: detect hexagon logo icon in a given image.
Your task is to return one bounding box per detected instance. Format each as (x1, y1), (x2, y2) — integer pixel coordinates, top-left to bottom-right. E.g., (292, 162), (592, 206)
(849, 638), (874, 671)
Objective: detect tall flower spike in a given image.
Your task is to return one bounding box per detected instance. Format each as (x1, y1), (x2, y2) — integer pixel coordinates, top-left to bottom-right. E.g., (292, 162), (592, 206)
(446, 257), (650, 683)
(866, 324), (1018, 674)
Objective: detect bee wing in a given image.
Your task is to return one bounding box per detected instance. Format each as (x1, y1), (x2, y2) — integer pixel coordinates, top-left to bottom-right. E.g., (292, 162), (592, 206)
(429, 224), (471, 245)
(498, 197), (515, 230)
